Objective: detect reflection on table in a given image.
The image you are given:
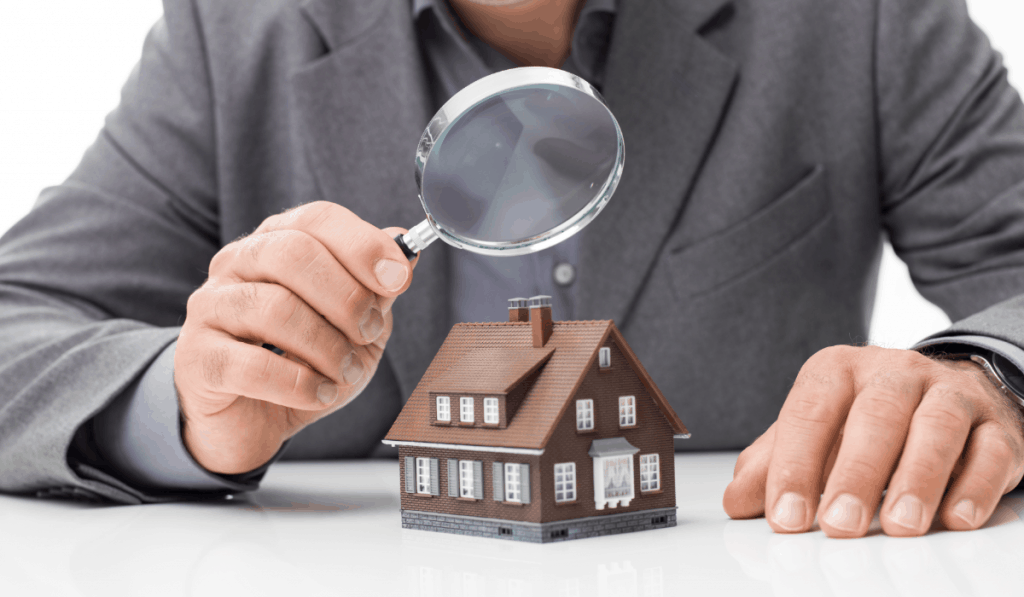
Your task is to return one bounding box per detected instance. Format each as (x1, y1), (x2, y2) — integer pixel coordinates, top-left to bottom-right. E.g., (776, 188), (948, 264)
(1, 453), (1022, 596)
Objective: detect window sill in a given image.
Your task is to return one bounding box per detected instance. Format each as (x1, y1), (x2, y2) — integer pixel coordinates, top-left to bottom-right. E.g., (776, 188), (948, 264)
(640, 488), (664, 495)
(501, 501), (525, 507)
(456, 496), (480, 502)
(554, 499), (579, 506)
(576, 428), (596, 434)
(619, 424), (638, 430)
(411, 493), (434, 498)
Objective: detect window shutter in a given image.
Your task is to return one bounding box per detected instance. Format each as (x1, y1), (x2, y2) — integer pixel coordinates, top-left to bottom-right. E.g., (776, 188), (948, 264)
(473, 461), (484, 499)
(492, 462), (504, 501)
(404, 457), (415, 493)
(447, 459), (459, 497)
(429, 458), (440, 495)
(520, 464), (531, 504)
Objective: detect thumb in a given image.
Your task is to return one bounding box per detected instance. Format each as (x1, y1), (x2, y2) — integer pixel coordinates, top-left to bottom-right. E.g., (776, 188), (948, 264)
(383, 226), (420, 271)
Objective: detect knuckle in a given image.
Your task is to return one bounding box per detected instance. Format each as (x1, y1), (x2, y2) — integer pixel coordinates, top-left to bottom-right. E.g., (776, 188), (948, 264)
(201, 345), (232, 390)
(185, 286), (211, 318)
(261, 285), (303, 327)
(342, 280), (376, 314)
(915, 402), (969, 437)
(306, 201), (346, 230)
(770, 465), (810, 489)
(782, 396), (835, 430)
(809, 344), (855, 368)
(275, 230), (320, 267)
(977, 432), (1017, 467)
(857, 386), (914, 421)
(208, 244), (237, 274)
(833, 457), (880, 486)
(228, 282), (261, 317)
(237, 347), (275, 387)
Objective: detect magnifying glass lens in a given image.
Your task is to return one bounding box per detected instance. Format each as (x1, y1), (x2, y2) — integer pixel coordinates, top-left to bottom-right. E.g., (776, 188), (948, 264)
(421, 84), (619, 244)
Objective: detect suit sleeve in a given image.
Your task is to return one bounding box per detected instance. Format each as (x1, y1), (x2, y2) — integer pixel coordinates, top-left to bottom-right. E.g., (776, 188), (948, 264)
(875, 0), (1024, 347)
(0, 0), (224, 503)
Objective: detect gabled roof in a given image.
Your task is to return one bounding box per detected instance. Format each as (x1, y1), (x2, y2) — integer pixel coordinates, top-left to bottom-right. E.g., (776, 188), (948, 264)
(384, 320), (688, 451)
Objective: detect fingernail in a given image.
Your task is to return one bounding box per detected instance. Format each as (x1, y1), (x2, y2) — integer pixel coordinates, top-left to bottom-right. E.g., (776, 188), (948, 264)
(317, 381), (339, 405)
(359, 307), (384, 343)
(374, 259), (408, 291)
(888, 494), (924, 531)
(952, 499), (977, 527)
(824, 493), (865, 533)
(341, 352), (364, 385)
(772, 492), (808, 531)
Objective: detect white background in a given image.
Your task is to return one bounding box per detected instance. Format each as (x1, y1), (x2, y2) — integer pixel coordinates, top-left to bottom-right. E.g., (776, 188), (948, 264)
(1, 1), (1022, 347)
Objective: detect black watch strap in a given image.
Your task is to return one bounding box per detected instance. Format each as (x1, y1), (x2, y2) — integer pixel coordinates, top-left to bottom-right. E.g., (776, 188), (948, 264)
(968, 353), (1024, 411)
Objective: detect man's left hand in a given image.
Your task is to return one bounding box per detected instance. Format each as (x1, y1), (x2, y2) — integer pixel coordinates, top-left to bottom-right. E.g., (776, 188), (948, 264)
(723, 345), (1024, 537)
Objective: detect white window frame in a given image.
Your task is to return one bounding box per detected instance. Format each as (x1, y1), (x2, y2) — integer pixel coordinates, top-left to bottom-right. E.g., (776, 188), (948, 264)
(640, 454), (660, 492)
(592, 454), (635, 509)
(460, 397), (474, 423)
(576, 399), (594, 431)
(599, 347), (611, 368)
(416, 457), (431, 494)
(554, 462), (577, 502)
(483, 397), (499, 425)
(436, 396), (450, 422)
(505, 463), (522, 503)
(459, 460), (475, 498)
(619, 395), (636, 427)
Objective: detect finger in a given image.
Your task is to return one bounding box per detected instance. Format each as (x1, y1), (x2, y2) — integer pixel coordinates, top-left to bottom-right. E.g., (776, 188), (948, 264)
(879, 381), (974, 536)
(938, 421), (1023, 531)
(256, 202), (414, 296)
(764, 346), (856, 534)
(724, 424), (775, 519)
(212, 230), (384, 345)
(379, 226), (417, 314)
(817, 353), (930, 538)
(198, 282), (370, 390)
(197, 335), (342, 411)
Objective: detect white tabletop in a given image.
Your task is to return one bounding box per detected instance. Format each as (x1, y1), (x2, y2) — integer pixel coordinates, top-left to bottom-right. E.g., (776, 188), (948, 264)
(3, 452), (1023, 597)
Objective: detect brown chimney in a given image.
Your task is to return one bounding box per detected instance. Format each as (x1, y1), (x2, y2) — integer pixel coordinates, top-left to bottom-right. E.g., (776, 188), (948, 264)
(529, 295), (553, 347)
(508, 297), (529, 322)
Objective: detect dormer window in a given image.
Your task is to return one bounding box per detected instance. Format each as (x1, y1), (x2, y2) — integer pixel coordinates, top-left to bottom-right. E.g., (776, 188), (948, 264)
(576, 399), (594, 431)
(484, 398), (499, 424)
(599, 347), (611, 368)
(436, 396), (451, 422)
(619, 396), (636, 427)
(460, 397), (475, 423)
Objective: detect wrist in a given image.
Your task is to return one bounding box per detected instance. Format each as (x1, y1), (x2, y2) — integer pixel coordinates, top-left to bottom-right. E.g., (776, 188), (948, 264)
(181, 415), (284, 475)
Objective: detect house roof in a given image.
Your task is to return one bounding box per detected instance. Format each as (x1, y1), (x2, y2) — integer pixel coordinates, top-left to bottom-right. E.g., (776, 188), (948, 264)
(384, 320), (688, 451)
(429, 346), (554, 395)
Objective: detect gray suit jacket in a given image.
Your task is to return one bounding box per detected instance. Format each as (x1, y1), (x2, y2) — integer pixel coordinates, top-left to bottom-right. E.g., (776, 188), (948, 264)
(2, 0), (1024, 503)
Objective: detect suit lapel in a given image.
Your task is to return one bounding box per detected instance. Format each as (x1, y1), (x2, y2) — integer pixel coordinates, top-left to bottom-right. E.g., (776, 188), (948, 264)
(577, 0), (738, 326)
(294, 0), (450, 399)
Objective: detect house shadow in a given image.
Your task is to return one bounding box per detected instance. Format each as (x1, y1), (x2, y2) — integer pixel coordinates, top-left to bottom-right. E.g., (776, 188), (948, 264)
(230, 488), (397, 514)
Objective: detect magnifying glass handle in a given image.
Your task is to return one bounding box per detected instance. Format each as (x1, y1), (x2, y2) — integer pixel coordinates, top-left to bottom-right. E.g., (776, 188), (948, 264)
(393, 219), (438, 260)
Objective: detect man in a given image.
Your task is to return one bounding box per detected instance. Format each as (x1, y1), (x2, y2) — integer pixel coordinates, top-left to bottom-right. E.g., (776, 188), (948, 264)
(1, 0), (1023, 540)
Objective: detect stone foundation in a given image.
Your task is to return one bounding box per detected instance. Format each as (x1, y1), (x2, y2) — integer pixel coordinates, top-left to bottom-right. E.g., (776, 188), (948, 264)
(401, 507), (676, 543)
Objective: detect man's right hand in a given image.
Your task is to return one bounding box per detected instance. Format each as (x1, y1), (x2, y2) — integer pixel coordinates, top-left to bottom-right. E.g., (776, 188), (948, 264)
(174, 202), (415, 474)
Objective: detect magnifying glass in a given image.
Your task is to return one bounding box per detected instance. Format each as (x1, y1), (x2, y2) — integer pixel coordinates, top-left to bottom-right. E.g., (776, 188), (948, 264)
(396, 66), (624, 258)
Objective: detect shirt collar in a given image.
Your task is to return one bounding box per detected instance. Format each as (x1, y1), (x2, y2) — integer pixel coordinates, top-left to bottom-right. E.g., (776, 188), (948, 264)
(413, 0), (617, 20)
(411, 0), (617, 85)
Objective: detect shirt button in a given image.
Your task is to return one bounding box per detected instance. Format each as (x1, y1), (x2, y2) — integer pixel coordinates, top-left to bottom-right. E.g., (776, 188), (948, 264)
(553, 262), (576, 286)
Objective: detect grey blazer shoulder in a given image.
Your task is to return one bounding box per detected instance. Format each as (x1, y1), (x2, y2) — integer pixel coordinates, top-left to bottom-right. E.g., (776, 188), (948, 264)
(2, 0), (1024, 502)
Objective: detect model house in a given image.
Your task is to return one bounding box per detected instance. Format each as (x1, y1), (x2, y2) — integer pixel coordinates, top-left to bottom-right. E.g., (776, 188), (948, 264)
(382, 295), (689, 543)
